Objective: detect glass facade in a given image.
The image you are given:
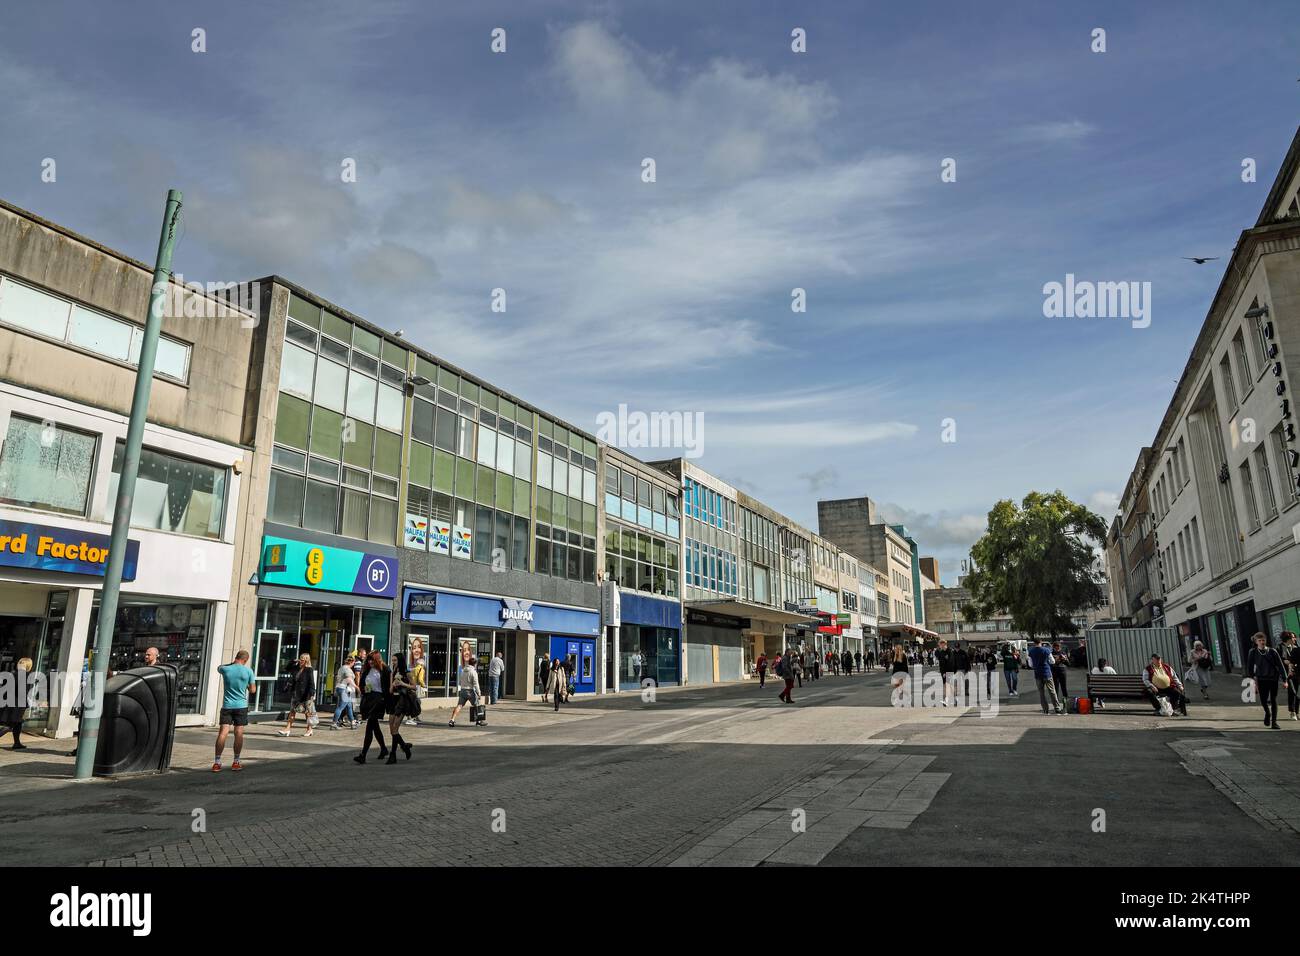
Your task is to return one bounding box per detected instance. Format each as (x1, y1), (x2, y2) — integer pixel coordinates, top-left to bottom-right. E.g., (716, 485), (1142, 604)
(617, 623), (680, 687)
(87, 597), (213, 715)
(0, 414), (98, 516)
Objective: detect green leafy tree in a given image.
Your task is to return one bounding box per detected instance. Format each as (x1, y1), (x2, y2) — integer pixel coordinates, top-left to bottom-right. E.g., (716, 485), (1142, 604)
(962, 490), (1107, 640)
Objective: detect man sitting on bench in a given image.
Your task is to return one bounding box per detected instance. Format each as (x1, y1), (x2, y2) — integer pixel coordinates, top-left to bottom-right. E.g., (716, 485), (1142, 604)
(1142, 652), (1188, 717)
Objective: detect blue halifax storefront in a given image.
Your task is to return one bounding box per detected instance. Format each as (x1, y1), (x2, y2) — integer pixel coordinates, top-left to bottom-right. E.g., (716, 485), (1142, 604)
(402, 586), (601, 696)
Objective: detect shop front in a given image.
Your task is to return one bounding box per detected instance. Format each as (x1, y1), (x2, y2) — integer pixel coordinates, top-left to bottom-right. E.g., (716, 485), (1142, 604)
(401, 585), (601, 700)
(611, 590), (681, 690)
(252, 527), (399, 715)
(0, 515), (233, 735)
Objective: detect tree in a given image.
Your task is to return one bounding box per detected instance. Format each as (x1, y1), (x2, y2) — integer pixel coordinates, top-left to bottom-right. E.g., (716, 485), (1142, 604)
(962, 490), (1107, 641)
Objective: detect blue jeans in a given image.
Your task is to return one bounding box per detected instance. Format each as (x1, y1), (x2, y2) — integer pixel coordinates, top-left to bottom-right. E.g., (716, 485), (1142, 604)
(489, 675), (500, 704)
(334, 691), (355, 725)
(1005, 670), (1019, 694)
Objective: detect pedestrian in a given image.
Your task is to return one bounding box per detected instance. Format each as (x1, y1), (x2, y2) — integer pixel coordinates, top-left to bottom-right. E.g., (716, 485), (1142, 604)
(1186, 640), (1213, 701)
(793, 652), (804, 688)
(854, 650), (862, 673)
(954, 642), (973, 703)
(212, 650), (254, 771)
(279, 653), (317, 737)
(1246, 633), (1286, 730)
(1090, 656), (1117, 709)
(143, 646), (161, 666)
(777, 649), (796, 704)
(1050, 642), (1068, 702)
(354, 650), (390, 764)
(449, 644), (485, 727)
(1028, 638), (1064, 715)
(0, 657), (34, 750)
(756, 652), (768, 689)
(890, 644), (908, 691)
(385, 654), (416, 762)
(539, 651), (552, 702)
(982, 648), (996, 698)
(488, 649), (506, 704)
(332, 654), (358, 729)
(1281, 631), (1300, 721)
(1002, 645), (1020, 698)
(1143, 652), (1188, 718)
(842, 649), (853, 676)
(936, 640), (956, 707)
(546, 655), (566, 712)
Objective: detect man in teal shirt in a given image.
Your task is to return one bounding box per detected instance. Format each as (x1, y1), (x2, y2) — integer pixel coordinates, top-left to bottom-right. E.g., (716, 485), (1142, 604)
(214, 650), (255, 771)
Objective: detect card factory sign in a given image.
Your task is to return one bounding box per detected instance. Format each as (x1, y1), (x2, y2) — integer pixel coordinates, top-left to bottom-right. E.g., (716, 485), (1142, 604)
(0, 519), (139, 580)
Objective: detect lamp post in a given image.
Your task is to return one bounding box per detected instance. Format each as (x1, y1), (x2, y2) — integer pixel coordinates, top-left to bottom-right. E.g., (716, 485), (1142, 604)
(74, 190), (183, 781)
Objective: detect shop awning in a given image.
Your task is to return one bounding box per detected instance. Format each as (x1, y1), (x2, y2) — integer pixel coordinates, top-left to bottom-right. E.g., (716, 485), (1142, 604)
(685, 599), (816, 626)
(879, 622), (940, 641)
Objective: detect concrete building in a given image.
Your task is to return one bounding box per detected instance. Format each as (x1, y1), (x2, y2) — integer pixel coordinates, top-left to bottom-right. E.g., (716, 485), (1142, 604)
(232, 279), (605, 712)
(1139, 126), (1300, 669)
(600, 446), (682, 690)
(0, 198), (257, 735)
(919, 556), (941, 587)
(1109, 447), (1164, 627)
(816, 496), (917, 629)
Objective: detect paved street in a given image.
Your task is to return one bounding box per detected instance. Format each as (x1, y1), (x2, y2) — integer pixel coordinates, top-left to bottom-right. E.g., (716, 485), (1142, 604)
(2, 667), (1298, 867)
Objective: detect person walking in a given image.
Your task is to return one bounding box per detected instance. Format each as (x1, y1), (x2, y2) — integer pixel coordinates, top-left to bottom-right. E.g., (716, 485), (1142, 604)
(354, 651), (390, 764)
(385, 654), (416, 762)
(854, 650), (862, 673)
(756, 652), (768, 689)
(546, 655), (566, 712)
(212, 650), (254, 771)
(777, 649), (796, 704)
(793, 652), (804, 689)
(953, 642), (972, 703)
(0, 657), (34, 751)
(1028, 638), (1063, 715)
(488, 649), (506, 705)
(842, 649), (853, 676)
(1186, 640), (1213, 701)
(279, 653), (316, 738)
(1247, 632), (1286, 730)
(332, 654), (358, 730)
(1280, 631), (1300, 721)
(936, 640), (955, 707)
(1002, 645), (1021, 698)
(449, 644), (485, 727)
(538, 651), (552, 702)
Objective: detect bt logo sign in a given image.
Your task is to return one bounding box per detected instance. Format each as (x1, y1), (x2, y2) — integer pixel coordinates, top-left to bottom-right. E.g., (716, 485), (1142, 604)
(365, 558), (391, 594)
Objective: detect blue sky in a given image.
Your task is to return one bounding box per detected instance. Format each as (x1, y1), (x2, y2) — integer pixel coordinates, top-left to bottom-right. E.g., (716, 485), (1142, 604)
(2, 1), (1298, 580)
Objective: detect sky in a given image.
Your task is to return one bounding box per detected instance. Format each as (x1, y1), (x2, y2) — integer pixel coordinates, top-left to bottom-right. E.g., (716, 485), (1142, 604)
(2, 0), (1298, 582)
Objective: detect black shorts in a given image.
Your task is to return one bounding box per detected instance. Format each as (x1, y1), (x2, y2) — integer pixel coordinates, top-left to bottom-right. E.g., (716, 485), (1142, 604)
(219, 707), (249, 727)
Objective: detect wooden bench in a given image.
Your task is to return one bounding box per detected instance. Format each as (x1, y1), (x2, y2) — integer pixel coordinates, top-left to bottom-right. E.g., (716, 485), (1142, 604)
(1086, 674), (1152, 711)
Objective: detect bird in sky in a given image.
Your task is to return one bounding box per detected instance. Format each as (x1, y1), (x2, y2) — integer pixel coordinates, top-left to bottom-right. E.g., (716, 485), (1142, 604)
(1182, 257), (1219, 264)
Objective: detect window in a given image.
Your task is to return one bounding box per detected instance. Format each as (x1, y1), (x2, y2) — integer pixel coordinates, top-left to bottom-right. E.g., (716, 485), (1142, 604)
(1189, 517), (1204, 570)
(0, 415), (97, 516)
(1254, 445), (1278, 520)
(0, 277), (192, 382)
(1239, 460), (1261, 531)
(1232, 331), (1253, 388)
(346, 373), (377, 423)
(1271, 425), (1298, 506)
(109, 442), (226, 538)
(1220, 353), (1239, 409)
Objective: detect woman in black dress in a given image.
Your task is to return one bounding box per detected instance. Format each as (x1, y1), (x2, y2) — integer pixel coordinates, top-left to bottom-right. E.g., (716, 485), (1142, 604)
(0, 656), (33, 750)
(354, 651), (390, 764)
(385, 653), (416, 763)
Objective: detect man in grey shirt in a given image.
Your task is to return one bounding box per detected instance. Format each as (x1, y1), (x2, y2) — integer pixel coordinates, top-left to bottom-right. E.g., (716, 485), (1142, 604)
(488, 650), (506, 704)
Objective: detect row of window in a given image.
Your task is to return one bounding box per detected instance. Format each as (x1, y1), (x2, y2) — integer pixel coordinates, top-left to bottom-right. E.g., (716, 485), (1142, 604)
(1152, 437), (1190, 524)
(1162, 516), (1205, 592)
(685, 537), (738, 595)
(603, 466), (680, 538)
(0, 414), (226, 538)
(0, 276), (192, 382)
(683, 476), (735, 532)
(1239, 437), (1297, 532)
(604, 521), (680, 597)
